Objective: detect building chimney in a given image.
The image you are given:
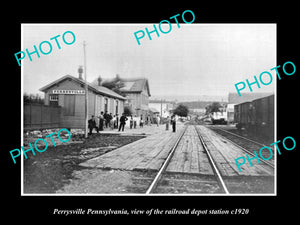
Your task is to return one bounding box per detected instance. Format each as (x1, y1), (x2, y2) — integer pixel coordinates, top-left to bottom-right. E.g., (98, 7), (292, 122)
(97, 76), (102, 86)
(78, 66), (83, 80)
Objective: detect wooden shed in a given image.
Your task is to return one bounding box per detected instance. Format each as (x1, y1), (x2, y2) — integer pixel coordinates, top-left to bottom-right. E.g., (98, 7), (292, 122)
(39, 74), (126, 129)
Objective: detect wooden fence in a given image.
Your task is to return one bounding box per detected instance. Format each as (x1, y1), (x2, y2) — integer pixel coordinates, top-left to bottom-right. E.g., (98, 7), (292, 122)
(24, 103), (62, 131)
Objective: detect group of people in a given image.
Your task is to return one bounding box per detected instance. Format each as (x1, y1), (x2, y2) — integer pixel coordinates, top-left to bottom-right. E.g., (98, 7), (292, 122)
(88, 112), (177, 135)
(139, 114), (177, 132)
(88, 112), (128, 135)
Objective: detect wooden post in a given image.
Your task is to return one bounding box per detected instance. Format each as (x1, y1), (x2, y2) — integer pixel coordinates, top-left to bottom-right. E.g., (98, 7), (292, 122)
(83, 41), (88, 138)
(160, 99), (163, 117)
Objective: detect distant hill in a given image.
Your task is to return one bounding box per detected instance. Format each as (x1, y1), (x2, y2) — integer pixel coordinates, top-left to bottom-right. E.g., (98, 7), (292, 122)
(150, 95), (227, 102)
(178, 101), (217, 109)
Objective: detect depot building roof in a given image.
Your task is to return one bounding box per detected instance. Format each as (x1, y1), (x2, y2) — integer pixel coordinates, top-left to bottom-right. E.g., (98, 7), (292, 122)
(39, 75), (126, 100)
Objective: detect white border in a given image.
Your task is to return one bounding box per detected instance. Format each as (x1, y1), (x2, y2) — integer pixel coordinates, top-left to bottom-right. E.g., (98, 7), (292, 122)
(21, 24), (24, 195)
(20, 23), (277, 196)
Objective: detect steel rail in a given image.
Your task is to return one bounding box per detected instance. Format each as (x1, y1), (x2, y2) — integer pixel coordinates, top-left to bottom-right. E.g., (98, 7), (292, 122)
(145, 125), (188, 194)
(216, 131), (275, 168)
(211, 127), (275, 168)
(213, 127), (266, 147)
(194, 126), (230, 194)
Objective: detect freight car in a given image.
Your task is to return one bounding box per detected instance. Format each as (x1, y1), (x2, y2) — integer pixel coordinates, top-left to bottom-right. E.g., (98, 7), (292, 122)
(234, 95), (274, 139)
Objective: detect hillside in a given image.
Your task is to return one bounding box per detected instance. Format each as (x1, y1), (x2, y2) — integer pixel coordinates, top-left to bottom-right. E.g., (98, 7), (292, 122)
(178, 101), (212, 109)
(178, 101), (219, 109)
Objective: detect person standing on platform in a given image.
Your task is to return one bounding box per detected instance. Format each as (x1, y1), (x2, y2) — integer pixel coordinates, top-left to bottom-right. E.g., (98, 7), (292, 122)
(156, 115), (160, 127)
(111, 115), (116, 130)
(99, 111), (104, 131)
(104, 111), (109, 128)
(119, 113), (128, 132)
(116, 113), (119, 129)
(130, 115), (133, 129)
(95, 114), (99, 131)
(134, 115), (137, 129)
(166, 116), (170, 131)
(108, 113), (113, 128)
(113, 115), (118, 129)
(171, 114), (176, 132)
(88, 115), (98, 135)
(140, 115), (144, 128)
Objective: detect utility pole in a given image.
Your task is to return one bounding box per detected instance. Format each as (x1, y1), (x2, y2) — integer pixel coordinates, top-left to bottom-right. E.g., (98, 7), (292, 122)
(160, 99), (163, 117)
(83, 41), (88, 138)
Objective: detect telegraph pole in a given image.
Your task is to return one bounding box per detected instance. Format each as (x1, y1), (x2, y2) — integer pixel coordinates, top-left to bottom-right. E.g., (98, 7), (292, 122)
(160, 99), (163, 117)
(83, 41), (88, 138)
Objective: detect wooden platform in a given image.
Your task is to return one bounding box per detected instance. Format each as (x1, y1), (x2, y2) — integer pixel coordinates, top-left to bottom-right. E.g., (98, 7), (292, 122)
(79, 124), (185, 171)
(80, 124), (274, 177)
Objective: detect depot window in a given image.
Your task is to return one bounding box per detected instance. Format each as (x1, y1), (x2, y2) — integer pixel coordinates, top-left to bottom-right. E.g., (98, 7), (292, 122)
(49, 94), (58, 101)
(49, 94), (59, 106)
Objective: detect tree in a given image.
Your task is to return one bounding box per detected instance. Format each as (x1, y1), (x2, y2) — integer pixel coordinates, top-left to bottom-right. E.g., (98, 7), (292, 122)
(205, 102), (222, 115)
(102, 74), (126, 97)
(173, 104), (189, 117)
(24, 93), (44, 104)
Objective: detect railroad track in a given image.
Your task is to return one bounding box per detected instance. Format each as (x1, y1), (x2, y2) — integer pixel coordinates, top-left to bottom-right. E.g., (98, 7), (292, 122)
(145, 125), (230, 194)
(209, 126), (275, 167)
(194, 126), (229, 194)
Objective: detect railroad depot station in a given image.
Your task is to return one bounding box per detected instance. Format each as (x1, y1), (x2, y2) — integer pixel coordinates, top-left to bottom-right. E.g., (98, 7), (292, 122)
(39, 75), (126, 129)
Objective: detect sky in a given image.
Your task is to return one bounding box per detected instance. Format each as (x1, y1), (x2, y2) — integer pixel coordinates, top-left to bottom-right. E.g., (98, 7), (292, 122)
(22, 24), (276, 100)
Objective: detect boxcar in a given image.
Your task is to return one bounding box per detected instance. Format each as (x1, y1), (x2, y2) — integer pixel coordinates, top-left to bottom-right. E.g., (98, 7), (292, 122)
(234, 95), (274, 138)
(234, 101), (252, 129)
(252, 94), (274, 138)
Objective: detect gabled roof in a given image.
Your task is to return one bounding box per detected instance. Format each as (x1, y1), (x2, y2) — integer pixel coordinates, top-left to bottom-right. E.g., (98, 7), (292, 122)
(120, 78), (151, 96)
(228, 92), (274, 104)
(39, 75), (126, 100)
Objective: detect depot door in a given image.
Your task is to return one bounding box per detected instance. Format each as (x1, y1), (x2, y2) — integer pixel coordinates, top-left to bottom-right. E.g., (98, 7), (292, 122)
(63, 95), (75, 116)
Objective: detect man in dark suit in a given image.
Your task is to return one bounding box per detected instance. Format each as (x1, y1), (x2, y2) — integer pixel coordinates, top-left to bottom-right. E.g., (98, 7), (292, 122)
(171, 114), (176, 132)
(118, 113), (128, 132)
